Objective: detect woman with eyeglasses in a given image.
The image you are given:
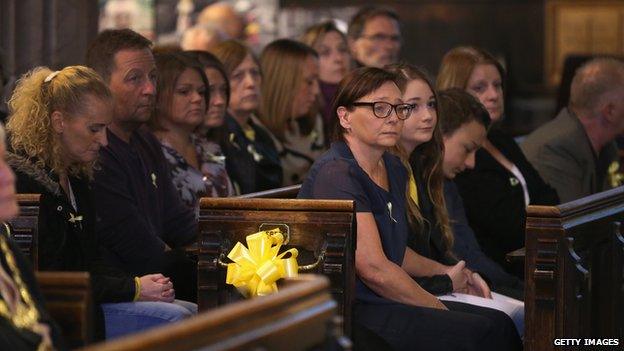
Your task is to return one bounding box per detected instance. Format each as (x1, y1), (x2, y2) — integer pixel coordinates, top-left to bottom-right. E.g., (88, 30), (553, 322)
(298, 67), (520, 351)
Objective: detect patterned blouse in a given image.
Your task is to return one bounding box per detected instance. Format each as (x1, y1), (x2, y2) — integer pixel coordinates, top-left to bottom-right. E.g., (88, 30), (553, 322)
(160, 135), (235, 212)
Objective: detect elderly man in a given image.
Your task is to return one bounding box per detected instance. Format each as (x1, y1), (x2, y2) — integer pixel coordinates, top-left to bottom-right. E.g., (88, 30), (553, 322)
(347, 6), (401, 68)
(521, 58), (624, 203)
(86, 29), (197, 301)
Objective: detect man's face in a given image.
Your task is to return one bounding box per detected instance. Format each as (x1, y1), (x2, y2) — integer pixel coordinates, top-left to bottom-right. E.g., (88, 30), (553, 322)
(108, 48), (157, 124)
(350, 15), (401, 68)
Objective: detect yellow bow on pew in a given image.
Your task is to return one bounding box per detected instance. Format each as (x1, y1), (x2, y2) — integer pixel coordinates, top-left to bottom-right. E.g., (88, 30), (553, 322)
(225, 228), (299, 297)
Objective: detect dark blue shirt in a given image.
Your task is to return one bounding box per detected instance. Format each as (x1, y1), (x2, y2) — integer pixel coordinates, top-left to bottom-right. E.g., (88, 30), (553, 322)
(298, 141), (409, 304)
(444, 179), (522, 289)
(93, 128), (197, 276)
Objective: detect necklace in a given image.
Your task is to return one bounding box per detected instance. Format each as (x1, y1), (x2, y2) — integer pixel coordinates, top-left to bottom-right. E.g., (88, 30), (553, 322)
(0, 223), (53, 350)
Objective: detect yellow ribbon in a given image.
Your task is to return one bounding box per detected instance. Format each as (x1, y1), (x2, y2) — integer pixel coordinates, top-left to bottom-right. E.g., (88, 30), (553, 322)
(608, 161), (624, 188)
(225, 228), (299, 297)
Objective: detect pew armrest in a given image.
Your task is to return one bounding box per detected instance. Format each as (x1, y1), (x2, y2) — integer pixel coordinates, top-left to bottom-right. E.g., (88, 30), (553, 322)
(505, 247), (525, 263)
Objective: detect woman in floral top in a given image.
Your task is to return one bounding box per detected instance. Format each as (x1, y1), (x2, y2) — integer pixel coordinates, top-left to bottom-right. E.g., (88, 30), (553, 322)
(150, 52), (234, 213)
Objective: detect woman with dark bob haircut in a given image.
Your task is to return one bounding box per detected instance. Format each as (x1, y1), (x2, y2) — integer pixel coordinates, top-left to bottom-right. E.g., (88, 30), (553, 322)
(298, 67), (521, 351)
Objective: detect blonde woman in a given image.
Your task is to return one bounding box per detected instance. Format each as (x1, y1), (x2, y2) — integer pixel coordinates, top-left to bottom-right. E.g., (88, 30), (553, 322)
(260, 39), (325, 185)
(6, 66), (195, 340)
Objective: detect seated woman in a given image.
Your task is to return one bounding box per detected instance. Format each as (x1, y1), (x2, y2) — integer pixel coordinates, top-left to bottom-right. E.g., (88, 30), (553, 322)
(437, 46), (559, 275)
(298, 67), (521, 350)
(184, 50), (235, 197)
(0, 123), (64, 351)
(300, 21), (352, 145)
(438, 88), (524, 300)
(212, 40), (282, 194)
(387, 61), (523, 334)
(260, 39), (325, 185)
(150, 52), (232, 212)
(6, 66), (196, 340)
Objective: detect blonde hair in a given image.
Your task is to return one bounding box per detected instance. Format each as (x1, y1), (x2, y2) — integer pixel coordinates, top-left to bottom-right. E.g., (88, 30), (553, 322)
(436, 46), (505, 91)
(7, 66), (111, 177)
(259, 39), (318, 141)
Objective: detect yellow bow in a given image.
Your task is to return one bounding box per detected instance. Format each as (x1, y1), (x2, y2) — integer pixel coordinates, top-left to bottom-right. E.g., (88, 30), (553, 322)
(608, 161), (624, 188)
(225, 229), (299, 297)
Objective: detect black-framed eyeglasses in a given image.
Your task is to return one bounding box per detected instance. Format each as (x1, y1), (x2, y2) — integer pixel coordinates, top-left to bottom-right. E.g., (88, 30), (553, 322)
(352, 101), (413, 120)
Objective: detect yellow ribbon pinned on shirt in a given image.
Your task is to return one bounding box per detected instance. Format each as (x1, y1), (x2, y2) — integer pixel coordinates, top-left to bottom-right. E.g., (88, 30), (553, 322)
(225, 228), (299, 297)
(408, 172), (419, 205)
(608, 161), (624, 188)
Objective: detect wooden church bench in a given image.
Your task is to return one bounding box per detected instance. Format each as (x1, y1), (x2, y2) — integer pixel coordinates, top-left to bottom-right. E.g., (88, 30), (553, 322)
(80, 275), (348, 351)
(36, 271), (93, 348)
(197, 197), (355, 337)
(524, 187), (624, 350)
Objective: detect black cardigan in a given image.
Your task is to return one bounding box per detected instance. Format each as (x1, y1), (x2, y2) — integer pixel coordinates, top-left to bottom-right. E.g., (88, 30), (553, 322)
(454, 129), (559, 273)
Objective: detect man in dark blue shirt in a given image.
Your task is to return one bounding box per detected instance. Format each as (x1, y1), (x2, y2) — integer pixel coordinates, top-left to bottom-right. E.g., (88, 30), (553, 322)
(86, 29), (197, 301)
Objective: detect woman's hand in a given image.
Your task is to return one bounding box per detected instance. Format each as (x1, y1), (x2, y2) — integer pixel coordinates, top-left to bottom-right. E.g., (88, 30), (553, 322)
(464, 270), (492, 299)
(138, 274), (175, 303)
(445, 261), (468, 293)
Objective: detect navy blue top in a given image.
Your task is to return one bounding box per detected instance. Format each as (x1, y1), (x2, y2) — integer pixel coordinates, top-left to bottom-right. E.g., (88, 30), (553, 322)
(298, 141), (409, 304)
(93, 127), (197, 276)
(444, 179), (523, 289)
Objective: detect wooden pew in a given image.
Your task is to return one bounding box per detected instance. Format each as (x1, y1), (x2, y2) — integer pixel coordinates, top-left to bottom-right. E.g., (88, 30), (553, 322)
(237, 184), (302, 199)
(36, 271), (94, 348)
(197, 198), (355, 337)
(80, 275), (349, 351)
(524, 187), (624, 351)
(7, 193), (40, 269)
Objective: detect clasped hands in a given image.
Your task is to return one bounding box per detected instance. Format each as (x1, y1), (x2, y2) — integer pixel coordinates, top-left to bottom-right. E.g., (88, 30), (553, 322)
(445, 260), (492, 299)
(138, 273), (176, 303)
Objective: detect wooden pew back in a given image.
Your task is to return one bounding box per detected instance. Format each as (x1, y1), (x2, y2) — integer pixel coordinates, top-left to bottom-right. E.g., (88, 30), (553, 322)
(80, 275), (346, 351)
(197, 198), (355, 336)
(237, 184), (302, 199)
(36, 271), (94, 348)
(525, 187), (624, 350)
(7, 194), (40, 269)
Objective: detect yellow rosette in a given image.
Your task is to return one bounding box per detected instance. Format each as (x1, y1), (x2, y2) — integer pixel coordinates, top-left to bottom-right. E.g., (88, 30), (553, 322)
(225, 228), (299, 297)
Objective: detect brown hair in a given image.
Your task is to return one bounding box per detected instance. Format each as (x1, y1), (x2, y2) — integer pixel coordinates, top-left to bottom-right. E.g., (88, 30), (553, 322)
(437, 88), (491, 136)
(7, 66), (112, 177)
(436, 46), (505, 92)
(386, 62), (453, 256)
(347, 6), (400, 40)
(150, 53), (209, 131)
(330, 67), (399, 141)
(184, 50), (231, 106)
(210, 40), (259, 77)
(260, 39), (318, 141)
(300, 21), (346, 49)
(86, 29), (152, 82)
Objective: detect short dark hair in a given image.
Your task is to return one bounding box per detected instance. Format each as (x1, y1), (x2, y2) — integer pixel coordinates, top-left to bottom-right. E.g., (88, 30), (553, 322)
(86, 29), (152, 82)
(347, 6), (400, 40)
(437, 88), (491, 136)
(331, 67), (399, 141)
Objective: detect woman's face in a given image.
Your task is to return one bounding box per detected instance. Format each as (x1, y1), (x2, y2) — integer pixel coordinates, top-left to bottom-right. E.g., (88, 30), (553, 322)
(228, 54), (261, 116)
(442, 120), (487, 179)
(466, 64), (504, 121)
(400, 79), (437, 152)
(204, 67), (228, 128)
(57, 95), (112, 165)
(0, 139), (18, 222)
(291, 55), (320, 118)
(315, 31), (351, 84)
(339, 81), (405, 148)
(168, 68), (206, 131)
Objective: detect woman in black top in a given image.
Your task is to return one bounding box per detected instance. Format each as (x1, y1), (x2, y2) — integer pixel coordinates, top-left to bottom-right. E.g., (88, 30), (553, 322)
(6, 66), (195, 340)
(212, 40), (282, 193)
(437, 46), (559, 274)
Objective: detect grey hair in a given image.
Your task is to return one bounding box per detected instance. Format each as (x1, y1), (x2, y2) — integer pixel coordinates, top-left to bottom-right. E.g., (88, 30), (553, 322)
(570, 57), (624, 114)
